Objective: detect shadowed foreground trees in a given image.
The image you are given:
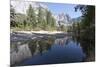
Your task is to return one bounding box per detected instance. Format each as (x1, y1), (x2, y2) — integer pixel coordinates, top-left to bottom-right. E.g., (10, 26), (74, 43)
(72, 5), (95, 61)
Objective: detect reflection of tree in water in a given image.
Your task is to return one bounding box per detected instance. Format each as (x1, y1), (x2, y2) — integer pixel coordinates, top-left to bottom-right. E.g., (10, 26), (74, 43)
(28, 40), (37, 55)
(38, 37), (54, 55)
(73, 5), (95, 61)
(73, 33), (95, 61)
(72, 35), (80, 45)
(28, 37), (54, 56)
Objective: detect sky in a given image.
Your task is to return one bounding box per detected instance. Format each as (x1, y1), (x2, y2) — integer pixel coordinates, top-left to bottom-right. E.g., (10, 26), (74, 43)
(11, 1), (82, 18)
(43, 2), (82, 18)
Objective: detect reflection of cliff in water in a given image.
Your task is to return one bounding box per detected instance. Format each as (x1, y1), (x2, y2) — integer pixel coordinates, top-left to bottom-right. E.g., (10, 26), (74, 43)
(10, 37), (55, 65)
(11, 32), (94, 66)
(54, 36), (71, 46)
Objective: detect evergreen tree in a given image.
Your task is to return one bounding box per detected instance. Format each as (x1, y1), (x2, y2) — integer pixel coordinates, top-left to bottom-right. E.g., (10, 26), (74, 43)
(27, 4), (36, 28)
(75, 5), (95, 52)
(37, 5), (44, 28)
(46, 11), (52, 25)
(10, 5), (16, 27)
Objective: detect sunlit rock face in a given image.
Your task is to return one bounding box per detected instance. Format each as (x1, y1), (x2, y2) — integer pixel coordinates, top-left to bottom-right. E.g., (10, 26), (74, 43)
(10, 44), (32, 65)
(11, 1), (47, 14)
(55, 13), (72, 26)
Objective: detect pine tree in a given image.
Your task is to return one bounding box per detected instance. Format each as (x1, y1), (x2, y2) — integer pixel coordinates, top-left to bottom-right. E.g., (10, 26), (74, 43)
(10, 5), (16, 27)
(27, 4), (36, 28)
(37, 5), (44, 28)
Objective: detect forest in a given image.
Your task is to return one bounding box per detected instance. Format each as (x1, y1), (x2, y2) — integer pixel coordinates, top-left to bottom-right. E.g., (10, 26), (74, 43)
(10, 4), (57, 31)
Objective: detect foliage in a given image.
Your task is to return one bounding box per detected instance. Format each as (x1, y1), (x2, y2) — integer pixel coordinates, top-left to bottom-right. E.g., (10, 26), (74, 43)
(10, 4), (57, 31)
(73, 5), (95, 55)
(75, 5), (95, 29)
(10, 5), (17, 27)
(27, 4), (36, 28)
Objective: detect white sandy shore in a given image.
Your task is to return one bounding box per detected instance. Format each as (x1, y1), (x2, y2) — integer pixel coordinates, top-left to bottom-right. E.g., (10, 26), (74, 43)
(11, 30), (67, 34)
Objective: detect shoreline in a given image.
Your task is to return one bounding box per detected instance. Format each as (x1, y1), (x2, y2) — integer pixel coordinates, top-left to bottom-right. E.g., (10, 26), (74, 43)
(11, 30), (67, 34)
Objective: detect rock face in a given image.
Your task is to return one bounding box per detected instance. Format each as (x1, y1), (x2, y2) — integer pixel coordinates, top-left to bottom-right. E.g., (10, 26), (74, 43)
(10, 44), (32, 65)
(55, 13), (72, 27)
(55, 14), (82, 27)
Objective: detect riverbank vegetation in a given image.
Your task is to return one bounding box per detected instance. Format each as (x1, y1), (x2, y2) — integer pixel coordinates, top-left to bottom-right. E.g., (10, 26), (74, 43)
(72, 5), (95, 61)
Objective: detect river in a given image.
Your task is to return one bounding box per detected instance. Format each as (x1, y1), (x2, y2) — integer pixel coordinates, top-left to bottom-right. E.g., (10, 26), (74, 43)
(10, 32), (95, 66)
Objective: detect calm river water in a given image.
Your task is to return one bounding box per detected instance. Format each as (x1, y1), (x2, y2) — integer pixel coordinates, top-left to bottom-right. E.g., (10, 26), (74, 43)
(11, 33), (94, 66)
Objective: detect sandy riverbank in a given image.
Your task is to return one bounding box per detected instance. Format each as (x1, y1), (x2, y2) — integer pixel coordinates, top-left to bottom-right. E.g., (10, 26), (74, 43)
(11, 30), (67, 34)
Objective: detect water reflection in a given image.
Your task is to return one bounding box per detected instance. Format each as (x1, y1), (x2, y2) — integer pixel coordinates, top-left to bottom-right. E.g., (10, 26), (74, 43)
(19, 36), (85, 66)
(72, 34), (95, 61)
(54, 37), (71, 46)
(28, 37), (54, 56)
(11, 34), (94, 66)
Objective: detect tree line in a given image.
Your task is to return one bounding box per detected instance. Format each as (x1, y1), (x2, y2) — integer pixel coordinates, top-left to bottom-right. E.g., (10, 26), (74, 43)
(10, 4), (56, 31)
